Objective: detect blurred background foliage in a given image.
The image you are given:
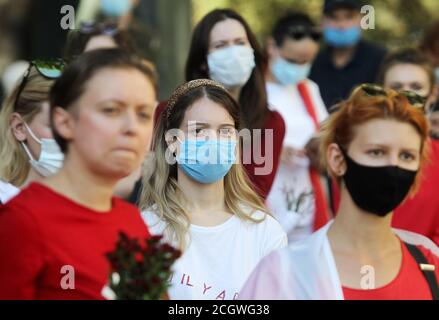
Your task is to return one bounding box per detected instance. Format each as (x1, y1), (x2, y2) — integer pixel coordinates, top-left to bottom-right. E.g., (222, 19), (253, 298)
(192, 0), (439, 49)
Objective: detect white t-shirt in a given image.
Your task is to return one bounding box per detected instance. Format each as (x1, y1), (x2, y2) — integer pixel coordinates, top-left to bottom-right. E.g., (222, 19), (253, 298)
(141, 209), (287, 300)
(0, 180), (20, 204)
(266, 80), (328, 242)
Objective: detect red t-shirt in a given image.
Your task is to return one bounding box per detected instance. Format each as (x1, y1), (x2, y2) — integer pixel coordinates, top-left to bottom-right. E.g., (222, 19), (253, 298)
(153, 102), (286, 199)
(0, 182), (150, 300)
(393, 139), (439, 246)
(343, 241), (439, 300)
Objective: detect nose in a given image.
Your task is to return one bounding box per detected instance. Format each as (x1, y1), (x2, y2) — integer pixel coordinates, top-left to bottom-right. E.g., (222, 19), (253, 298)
(122, 110), (140, 136)
(389, 152), (399, 167)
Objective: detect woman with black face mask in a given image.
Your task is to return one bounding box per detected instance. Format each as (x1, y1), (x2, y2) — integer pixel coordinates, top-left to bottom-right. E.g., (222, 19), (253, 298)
(240, 83), (439, 300)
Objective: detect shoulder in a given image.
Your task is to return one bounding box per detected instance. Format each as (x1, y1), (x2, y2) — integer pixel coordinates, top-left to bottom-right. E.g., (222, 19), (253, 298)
(242, 210), (288, 252)
(394, 228), (439, 257)
(264, 110), (286, 133)
(140, 207), (167, 235)
(359, 40), (387, 58)
(0, 180), (20, 203)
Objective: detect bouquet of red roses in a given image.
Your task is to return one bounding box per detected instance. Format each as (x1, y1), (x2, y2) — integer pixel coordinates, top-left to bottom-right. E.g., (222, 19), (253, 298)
(104, 232), (181, 300)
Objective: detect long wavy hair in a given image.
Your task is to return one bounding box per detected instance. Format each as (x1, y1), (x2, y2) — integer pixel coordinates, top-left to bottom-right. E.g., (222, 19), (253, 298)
(0, 68), (54, 186)
(140, 82), (268, 249)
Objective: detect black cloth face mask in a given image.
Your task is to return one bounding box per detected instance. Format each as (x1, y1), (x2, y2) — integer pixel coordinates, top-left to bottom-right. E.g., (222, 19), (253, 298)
(341, 148), (418, 217)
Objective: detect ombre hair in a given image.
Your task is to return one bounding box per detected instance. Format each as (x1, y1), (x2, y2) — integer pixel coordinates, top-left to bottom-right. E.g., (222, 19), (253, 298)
(0, 68), (54, 186)
(321, 84), (430, 194)
(139, 80), (268, 250)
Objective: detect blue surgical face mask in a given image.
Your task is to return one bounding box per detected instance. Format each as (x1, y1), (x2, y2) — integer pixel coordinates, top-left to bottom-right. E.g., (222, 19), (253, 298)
(177, 139), (237, 184)
(323, 26), (361, 48)
(101, 0), (131, 17)
(271, 57), (311, 86)
(207, 45), (256, 88)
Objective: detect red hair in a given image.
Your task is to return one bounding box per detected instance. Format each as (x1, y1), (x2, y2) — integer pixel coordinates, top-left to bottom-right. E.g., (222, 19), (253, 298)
(321, 85), (430, 192)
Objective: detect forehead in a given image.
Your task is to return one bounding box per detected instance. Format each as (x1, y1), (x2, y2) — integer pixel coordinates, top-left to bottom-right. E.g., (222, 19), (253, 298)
(326, 8), (360, 19)
(84, 35), (117, 52)
(350, 118), (422, 150)
(80, 67), (155, 104)
(384, 64), (430, 84)
(279, 38), (319, 56)
(209, 18), (248, 43)
(181, 96), (234, 126)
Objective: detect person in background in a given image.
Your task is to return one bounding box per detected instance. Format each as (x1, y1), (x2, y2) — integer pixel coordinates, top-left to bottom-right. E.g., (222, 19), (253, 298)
(141, 79), (287, 300)
(376, 48), (439, 246)
(429, 101), (439, 139)
(0, 61), (63, 204)
(265, 11), (329, 241)
(152, 9), (285, 200)
(240, 84), (438, 300)
(310, 0), (387, 110)
(0, 49), (156, 299)
(420, 20), (439, 86)
(64, 21), (138, 59)
(75, 0), (157, 61)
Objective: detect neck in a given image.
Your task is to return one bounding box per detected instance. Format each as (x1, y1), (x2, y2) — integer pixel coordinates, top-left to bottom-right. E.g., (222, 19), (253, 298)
(266, 68), (278, 84)
(328, 187), (398, 253)
(21, 168), (43, 189)
(177, 170), (226, 214)
(331, 45), (357, 69)
(43, 152), (116, 212)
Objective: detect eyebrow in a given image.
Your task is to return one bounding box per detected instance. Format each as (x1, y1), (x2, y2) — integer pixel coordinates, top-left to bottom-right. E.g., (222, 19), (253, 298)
(211, 37), (247, 45)
(185, 122), (235, 127)
(364, 144), (419, 153)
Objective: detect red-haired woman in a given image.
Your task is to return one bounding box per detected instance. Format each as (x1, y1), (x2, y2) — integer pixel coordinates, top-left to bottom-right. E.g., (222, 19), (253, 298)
(240, 84), (439, 300)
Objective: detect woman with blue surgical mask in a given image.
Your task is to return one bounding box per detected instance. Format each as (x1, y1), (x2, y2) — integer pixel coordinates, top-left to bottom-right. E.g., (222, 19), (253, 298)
(265, 12), (330, 242)
(140, 79), (287, 300)
(0, 62), (64, 204)
(178, 9), (286, 200)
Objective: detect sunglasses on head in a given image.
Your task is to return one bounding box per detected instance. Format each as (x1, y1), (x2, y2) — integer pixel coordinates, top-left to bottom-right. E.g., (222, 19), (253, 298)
(360, 83), (427, 110)
(287, 25), (322, 42)
(14, 59), (65, 110)
(79, 21), (118, 36)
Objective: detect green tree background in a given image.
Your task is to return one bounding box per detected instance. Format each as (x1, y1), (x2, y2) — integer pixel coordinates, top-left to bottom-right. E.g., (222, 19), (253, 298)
(192, 0), (439, 49)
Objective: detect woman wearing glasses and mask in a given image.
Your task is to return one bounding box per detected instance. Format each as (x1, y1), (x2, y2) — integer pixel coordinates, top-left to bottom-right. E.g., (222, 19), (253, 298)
(240, 84), (439, 300)
(265, 11), (329, 242)
(0, 49), (155, 299)
(0, 61), (64, 204)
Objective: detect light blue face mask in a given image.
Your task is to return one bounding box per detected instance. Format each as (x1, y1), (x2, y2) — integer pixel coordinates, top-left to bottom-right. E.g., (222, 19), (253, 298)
(101, 0), (131, 17)
(271, 57), (311, 86)
(177, 139), (237, 184)
(323, 26), (361, 48)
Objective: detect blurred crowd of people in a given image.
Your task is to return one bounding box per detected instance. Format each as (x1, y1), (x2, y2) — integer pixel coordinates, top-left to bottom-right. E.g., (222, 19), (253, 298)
(0, 0), (438, 300)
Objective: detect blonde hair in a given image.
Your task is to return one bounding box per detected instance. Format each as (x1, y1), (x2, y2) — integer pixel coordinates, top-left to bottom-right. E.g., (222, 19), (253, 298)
(0, 67), (54, 186)
(140, 83), (269, 250)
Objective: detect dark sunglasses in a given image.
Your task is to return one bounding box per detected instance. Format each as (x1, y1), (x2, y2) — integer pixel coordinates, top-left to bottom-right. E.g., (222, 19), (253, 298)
(360, 83), (427, 110)
(287, 25), (322, 42)
(79, 21), (118, 36)
(14, 59), (65, 110)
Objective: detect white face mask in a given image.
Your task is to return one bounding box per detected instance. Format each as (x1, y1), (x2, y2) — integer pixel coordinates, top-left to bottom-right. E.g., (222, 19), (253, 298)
(21, 123), (64, 177)
(207, 45), (256, 88)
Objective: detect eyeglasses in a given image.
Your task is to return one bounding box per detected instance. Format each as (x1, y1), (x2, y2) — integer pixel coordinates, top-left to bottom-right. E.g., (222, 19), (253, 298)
(79, 21), (118, 36)
(14, 59), (65, 110)
(287, 25), (322, 42)
(360, 83), (427, 110)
